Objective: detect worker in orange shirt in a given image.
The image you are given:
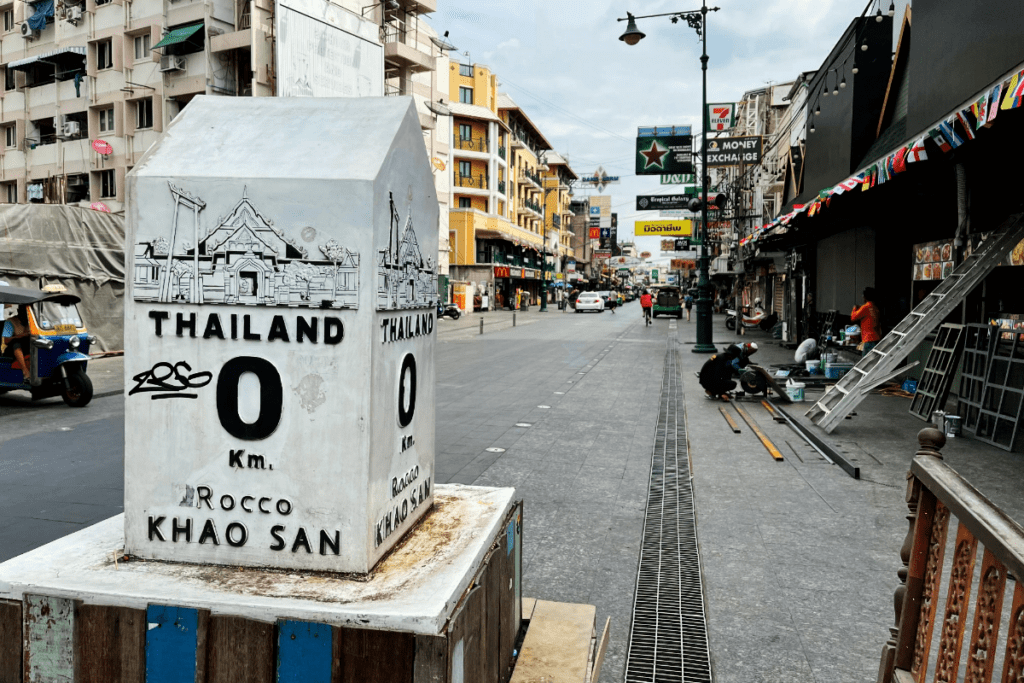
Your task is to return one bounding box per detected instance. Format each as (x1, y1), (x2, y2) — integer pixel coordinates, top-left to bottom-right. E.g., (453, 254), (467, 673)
(851, 287), (881, 353)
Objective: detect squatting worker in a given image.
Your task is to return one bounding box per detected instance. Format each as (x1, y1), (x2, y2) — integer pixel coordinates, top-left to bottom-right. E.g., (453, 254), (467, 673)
(727, 342), (758, 373)
(699, 346), (740, 399)
(2, 304), (31, 383)
(851, 287), (881, 353)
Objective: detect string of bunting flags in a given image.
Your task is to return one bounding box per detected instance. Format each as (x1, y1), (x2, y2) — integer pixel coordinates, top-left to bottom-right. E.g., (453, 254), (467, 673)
(740, 66), (1024, 248)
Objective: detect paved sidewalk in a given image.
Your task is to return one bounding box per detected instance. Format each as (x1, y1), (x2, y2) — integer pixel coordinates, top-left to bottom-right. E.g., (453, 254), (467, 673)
(676, 319), (1024, 682)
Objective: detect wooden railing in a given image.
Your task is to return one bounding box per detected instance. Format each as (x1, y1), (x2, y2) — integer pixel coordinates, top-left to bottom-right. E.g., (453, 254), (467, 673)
(877, 428), (1024, 683)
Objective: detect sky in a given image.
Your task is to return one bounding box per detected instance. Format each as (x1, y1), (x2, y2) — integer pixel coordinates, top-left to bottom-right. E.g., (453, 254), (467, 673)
(435, 0), (910, 262)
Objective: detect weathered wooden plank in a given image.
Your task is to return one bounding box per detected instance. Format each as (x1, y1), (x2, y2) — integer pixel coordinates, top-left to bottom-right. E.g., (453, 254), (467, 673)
(589, 617), (610, 683)
(145, 605), (201, 683)
(482, 549), (501, 683)
(205, 616), (274, 683)
(895, 488), (937, 672)
(277, 620), (332, 683)
(999, 580), (1024, 683)
(412, 635), (446, 683)
(932, 523), (978, 683)
(0, 599), (23, 683)
(911, 500), (950, 682)
(23, 594), (76, 683)
(496, 518), (516, 683)
(448, 585), (485, 683)
(336, 627), (414, 683)
(510, 600), (595, 683)
(76, 605), (145, 683)
(963, 548), (1006, 683)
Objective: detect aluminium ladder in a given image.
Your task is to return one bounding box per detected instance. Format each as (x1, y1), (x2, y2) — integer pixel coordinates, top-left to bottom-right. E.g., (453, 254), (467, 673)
(806, 213), (1024, 433)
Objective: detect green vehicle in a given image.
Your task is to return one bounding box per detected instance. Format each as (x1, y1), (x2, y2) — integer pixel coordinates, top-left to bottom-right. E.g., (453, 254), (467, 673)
(653, 286), (683, 318)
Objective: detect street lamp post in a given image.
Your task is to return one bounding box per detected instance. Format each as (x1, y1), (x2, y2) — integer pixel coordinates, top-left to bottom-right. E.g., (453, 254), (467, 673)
(619, 3), (720, 353)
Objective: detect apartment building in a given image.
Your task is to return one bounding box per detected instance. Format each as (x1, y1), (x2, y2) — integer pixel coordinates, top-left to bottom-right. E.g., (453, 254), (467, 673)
(0, 0), (449, 281)
(445, 62), (575, 309)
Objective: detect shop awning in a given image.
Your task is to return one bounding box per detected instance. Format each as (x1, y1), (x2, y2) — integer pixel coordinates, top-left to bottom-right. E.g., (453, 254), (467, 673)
(152, 23), (204, 49)
(8, 46), (85, 71)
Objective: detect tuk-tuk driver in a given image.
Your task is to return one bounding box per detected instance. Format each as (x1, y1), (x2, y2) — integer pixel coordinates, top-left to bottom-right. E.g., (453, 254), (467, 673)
(2, 304), (31, 383)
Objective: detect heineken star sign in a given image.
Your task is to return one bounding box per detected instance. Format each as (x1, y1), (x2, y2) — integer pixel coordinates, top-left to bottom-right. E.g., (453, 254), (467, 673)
(636, 133), (693, 176)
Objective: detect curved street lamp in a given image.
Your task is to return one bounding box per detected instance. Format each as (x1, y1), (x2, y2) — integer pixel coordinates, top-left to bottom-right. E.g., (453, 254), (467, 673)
(618, 3), (720, 353)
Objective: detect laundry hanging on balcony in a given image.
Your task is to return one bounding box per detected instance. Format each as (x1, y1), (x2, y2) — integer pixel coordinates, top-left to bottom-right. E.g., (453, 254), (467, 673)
(26, 0), (53, 31)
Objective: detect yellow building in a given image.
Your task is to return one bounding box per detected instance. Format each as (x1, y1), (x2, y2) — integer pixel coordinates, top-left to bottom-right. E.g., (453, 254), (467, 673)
(448, 62), (577, 310)
(540, 153), (579, 291)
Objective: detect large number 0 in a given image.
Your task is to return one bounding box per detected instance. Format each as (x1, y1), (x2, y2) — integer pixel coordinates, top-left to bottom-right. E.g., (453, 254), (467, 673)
(217, 357), (283, 441)
(398, 354), (416, 428)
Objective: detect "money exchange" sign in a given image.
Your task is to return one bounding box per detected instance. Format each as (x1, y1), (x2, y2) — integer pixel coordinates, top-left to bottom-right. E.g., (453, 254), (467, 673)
(705, 136), (763, 167)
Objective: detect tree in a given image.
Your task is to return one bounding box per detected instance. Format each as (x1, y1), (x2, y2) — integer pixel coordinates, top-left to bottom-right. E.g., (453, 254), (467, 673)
(320, 239), (349, 300)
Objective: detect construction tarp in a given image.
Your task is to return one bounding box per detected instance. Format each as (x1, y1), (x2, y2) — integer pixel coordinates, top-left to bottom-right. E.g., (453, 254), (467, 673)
(0, 205), (124, 351)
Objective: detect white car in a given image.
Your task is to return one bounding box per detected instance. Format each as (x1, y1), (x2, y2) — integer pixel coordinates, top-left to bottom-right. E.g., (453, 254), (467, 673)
(575, 292), (605, 313)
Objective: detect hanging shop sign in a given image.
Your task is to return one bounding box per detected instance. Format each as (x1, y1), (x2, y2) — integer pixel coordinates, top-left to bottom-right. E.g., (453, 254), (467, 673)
(636, 134), (693, 175)
(706, 103), (737, 131)
(566, 260), (576, 273)
(640, 251), (652, 260)
(494, 266), (511, 278)
(638, 125), (691, 137)
(705, 136), (763, 167)
(661, 174), (696, 185)
(579, 167), (620, 193)
(509, 267), (524, 278)
(636, 194), (696, 211)
(671, 259), (696, 270)
(594, 250), (611, 260)
(635, 219), (693, 237)
(123, 98), (439, 575)
(588, 227), (600, 239)
(912, 239), (955, 281)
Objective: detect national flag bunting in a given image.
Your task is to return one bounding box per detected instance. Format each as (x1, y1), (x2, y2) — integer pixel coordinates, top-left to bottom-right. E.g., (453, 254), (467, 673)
(929, 127), (953, 153)
(971, 93), (988, 129)
(956, 110), (976, 141)
(988, 82), (1003, 124)
(892, 147), (909, 174)
(840, 177), (862, 191)
(939, 119), (964, 149)
(877, 160), (889, 185)
(1001, 70), (1024, 110)
(907, 138), (928, 163)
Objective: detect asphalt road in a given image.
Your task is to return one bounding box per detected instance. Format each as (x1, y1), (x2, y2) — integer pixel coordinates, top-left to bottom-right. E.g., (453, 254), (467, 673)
(0, 302), (662, 681)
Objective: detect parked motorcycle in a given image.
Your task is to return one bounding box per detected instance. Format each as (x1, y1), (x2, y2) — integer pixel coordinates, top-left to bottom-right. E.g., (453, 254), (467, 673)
(724, 300), (777, 332)
(437, 302), (461, 320)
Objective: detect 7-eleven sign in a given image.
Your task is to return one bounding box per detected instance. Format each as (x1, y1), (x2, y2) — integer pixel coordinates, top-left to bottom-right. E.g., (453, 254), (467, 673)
(707, 103), (736, 131)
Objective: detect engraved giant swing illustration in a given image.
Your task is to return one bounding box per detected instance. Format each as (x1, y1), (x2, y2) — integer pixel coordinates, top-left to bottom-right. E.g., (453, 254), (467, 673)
(376, 192), (437, 311)
(133, 184), (360, 308)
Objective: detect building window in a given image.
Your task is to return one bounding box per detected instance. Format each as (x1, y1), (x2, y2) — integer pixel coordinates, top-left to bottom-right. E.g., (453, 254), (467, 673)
(459, 123), (472, 142)
(4, 67), (14, 91)
(97, 40), (113, 70)
(459, 64), (472, 77)
(136, 98), (153, 129)
(459, 197), (472, 208)
(95, 0), (112, 6)
(134, 33), (151, 60)
(459, 87), (473, 105)
(98, 106), (114, 133)
(458, 161), (471, 178)
(2, 9), (13, 32)
(4, 125), (15, 148)
(99, 169), (115, 198)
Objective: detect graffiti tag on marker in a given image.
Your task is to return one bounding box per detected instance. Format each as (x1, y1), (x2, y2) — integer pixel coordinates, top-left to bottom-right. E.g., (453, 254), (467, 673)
(130, 361), (213, 400)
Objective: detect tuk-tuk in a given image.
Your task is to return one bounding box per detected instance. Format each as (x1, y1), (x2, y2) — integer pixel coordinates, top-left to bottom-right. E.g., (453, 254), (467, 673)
(653, 285), (683, 318)
(0, 284), (95, 406)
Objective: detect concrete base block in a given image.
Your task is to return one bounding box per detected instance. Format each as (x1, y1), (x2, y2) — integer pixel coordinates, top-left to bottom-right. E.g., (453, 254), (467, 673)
(0, 484), (523, 682)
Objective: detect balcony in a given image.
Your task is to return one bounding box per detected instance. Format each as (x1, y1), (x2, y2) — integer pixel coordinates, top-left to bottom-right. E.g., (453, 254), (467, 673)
(516, 197), (542, 216)
(519, 168), (541, 188)
(455, 174), (489, 191)
(455, 136), (489, 153)
(382, 20), (433, 73)
(551, 214), (561, 228)
(498, 145), (507, 161)
(498, 180), (506, 195)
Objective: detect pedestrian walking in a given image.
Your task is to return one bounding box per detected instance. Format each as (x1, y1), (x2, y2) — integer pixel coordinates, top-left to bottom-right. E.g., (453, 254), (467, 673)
(851, 286), (881, 353)
(684, 291), (694, 321)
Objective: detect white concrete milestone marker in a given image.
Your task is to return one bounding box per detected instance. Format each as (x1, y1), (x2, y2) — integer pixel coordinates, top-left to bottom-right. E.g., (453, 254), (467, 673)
(124, 96), (438, 574)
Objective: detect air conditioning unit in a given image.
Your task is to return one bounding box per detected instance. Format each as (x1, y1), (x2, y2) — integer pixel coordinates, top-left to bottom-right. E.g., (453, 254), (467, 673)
(66, 6), (82, 24)
(20, 23), (39, 40)
(62, 121), (80, 138)
(159, 55), (186, 72)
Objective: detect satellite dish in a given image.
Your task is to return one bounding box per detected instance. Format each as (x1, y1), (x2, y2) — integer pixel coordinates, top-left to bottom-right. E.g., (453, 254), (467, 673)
(430, 30), (456, 52)
(431, 157), (446, 172)
(426, 99), (450, 117)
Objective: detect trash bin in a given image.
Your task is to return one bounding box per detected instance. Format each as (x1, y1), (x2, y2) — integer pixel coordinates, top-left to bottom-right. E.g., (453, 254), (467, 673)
(558, 300), (566, 310)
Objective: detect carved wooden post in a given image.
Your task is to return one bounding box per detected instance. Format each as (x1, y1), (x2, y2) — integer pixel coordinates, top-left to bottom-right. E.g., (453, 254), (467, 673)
(878, 428), (946, 683)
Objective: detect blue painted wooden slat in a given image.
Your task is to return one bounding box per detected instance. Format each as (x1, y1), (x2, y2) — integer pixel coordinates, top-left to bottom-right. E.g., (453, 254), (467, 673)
(145, 605), (199, 683)
(276, 619), (332, 683)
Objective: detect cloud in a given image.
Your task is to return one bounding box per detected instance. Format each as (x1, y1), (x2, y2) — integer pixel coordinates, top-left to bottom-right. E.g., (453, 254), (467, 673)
(496, 38), (521, 51)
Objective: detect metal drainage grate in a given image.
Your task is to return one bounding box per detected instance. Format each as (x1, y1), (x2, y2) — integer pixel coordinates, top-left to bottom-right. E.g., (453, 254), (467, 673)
(624, 347), (712, 683)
